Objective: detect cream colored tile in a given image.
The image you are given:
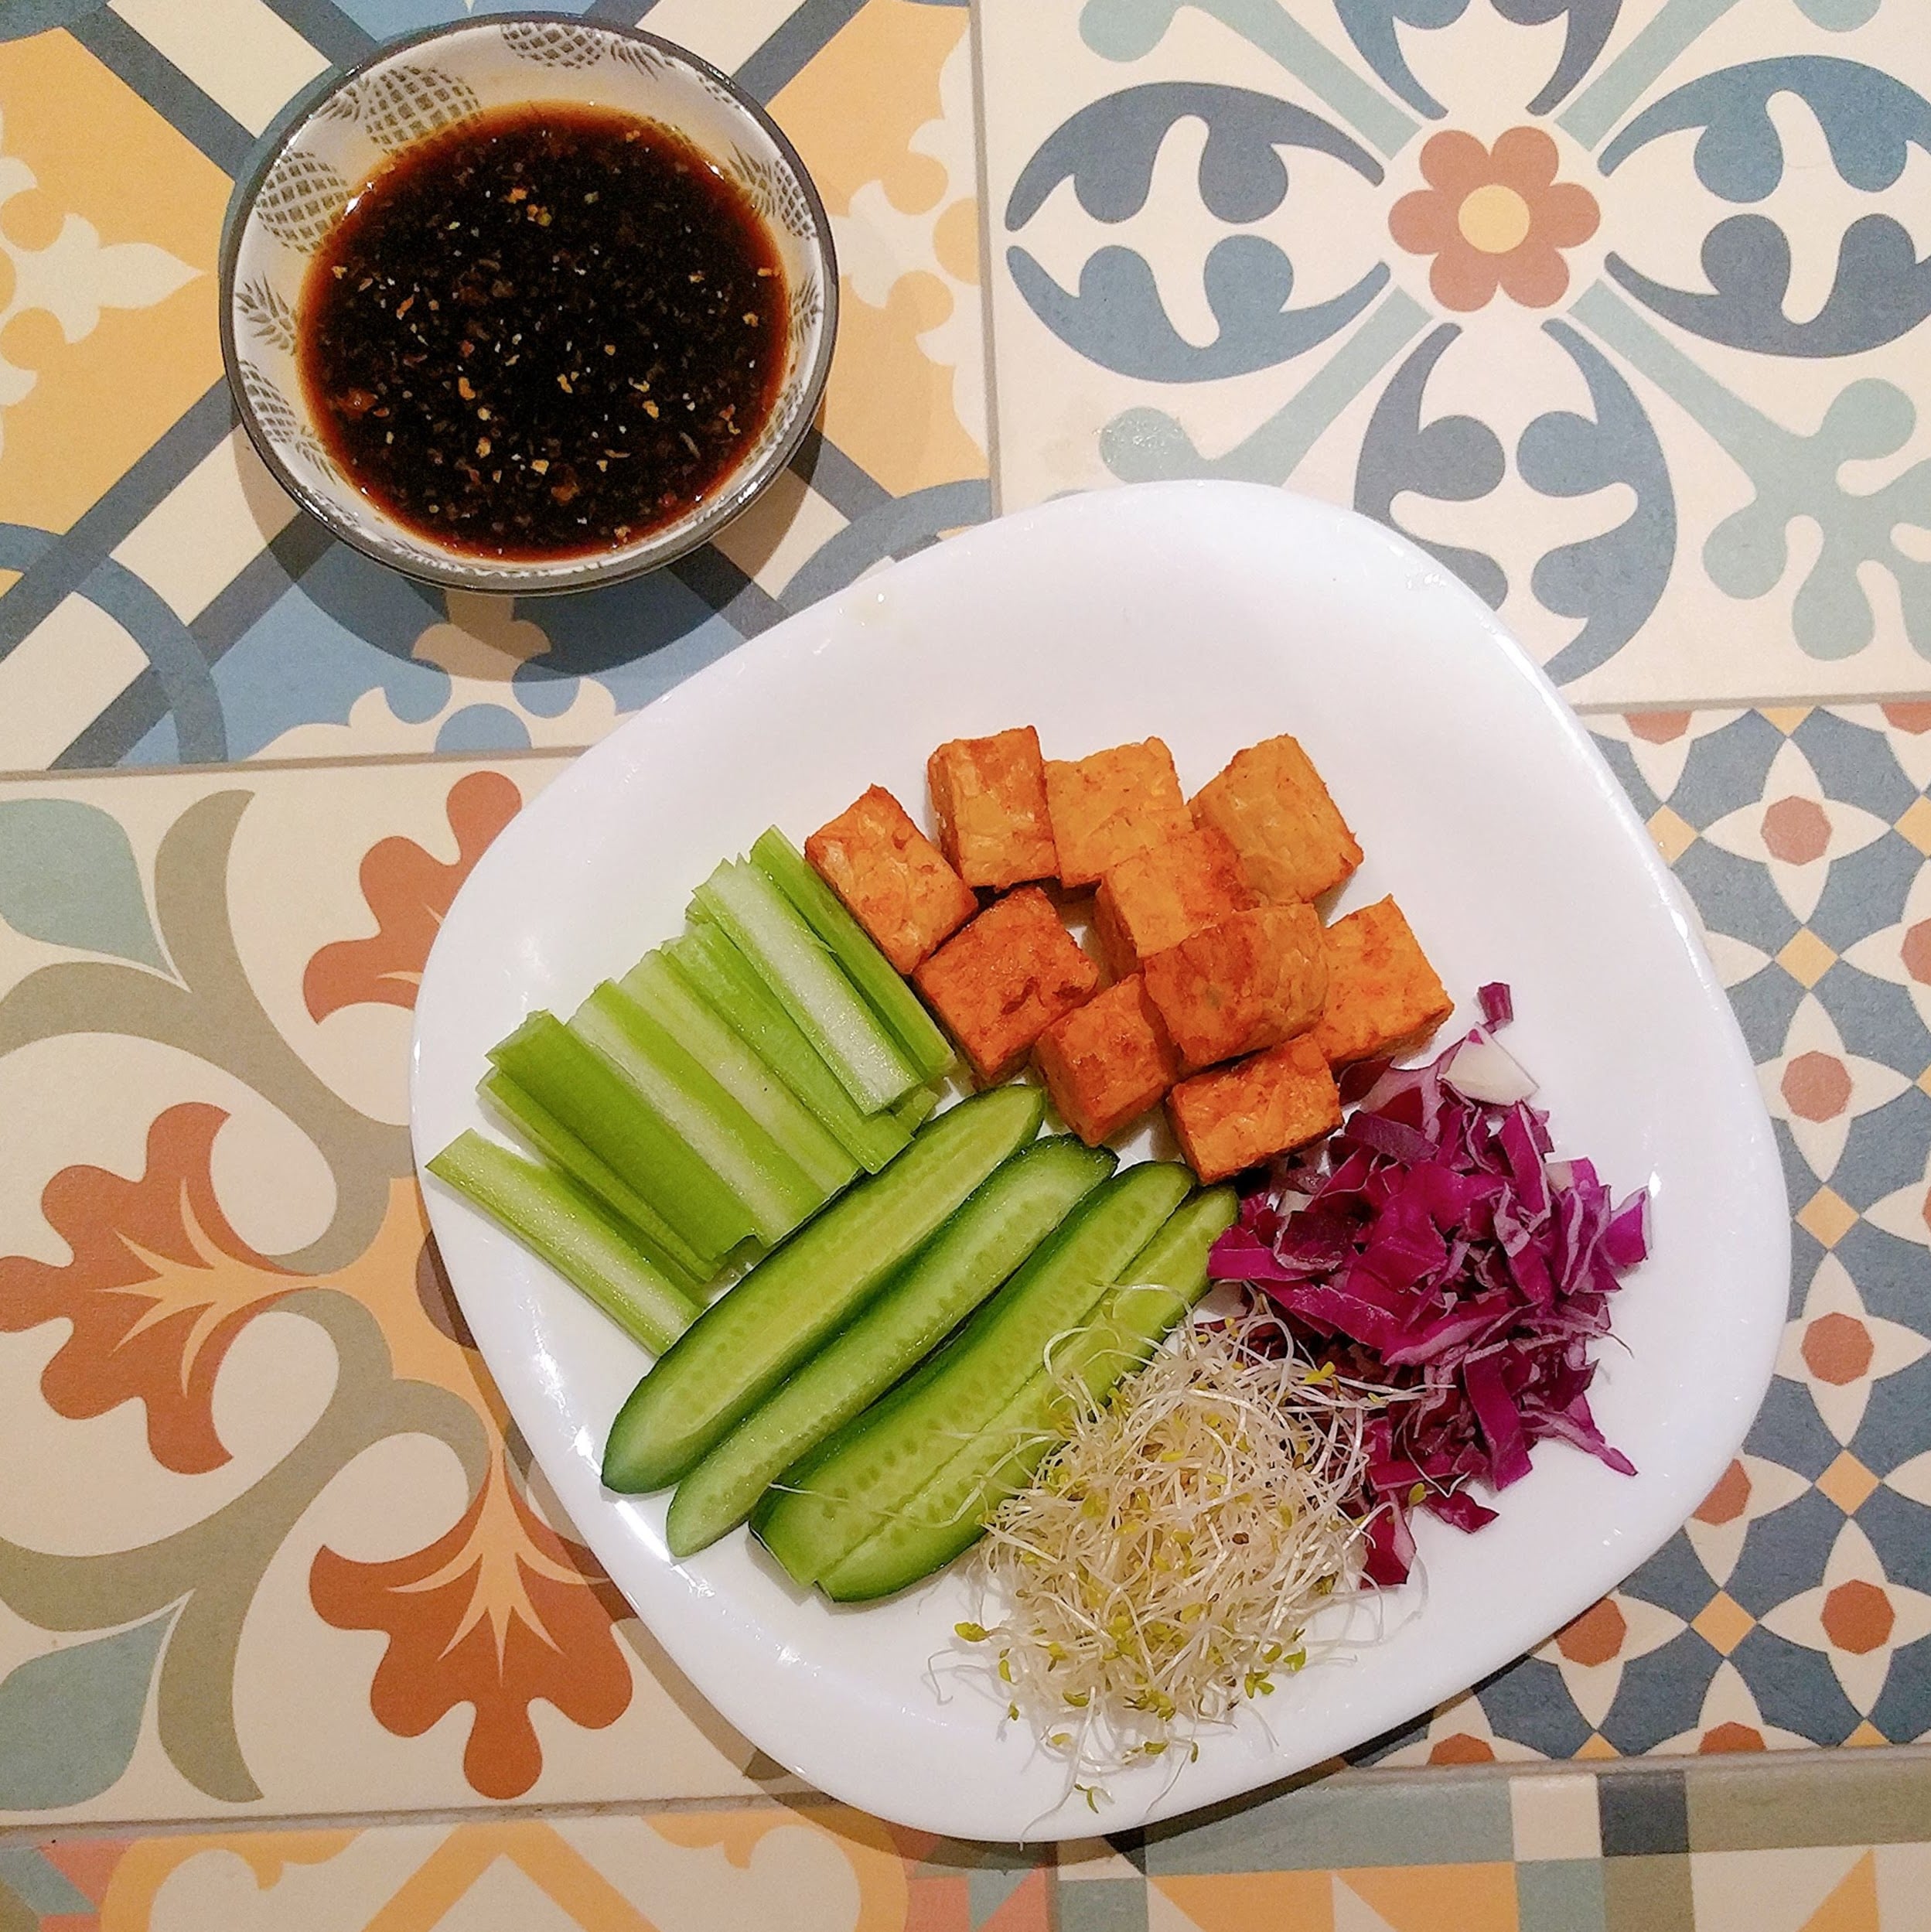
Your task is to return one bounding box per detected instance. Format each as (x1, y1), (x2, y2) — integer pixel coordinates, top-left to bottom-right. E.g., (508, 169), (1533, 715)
(710, 470), (849, 596)
(0, 755), (776, 1822)
(111, 0), (329, 135)
(1691, 1846), (1873, 1932)
(552, 1814), (893, 1932)
(640, 0), (803, 75)
(145, 1826), (448, 1932)
(1876, 1844), (1931, 1930)
(418, 1861), (585, 1932)
(0, 593), (148, 770)
(111, 428), (297, 623)
(1510, 1770), (1602, 1861)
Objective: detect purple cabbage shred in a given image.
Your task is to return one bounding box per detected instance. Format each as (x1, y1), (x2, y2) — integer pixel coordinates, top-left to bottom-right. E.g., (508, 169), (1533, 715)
(1206, 983), (1646, 1582)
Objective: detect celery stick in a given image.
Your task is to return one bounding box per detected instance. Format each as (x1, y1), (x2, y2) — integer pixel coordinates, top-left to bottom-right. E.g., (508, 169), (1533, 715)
(489, 1011), (750, 1262)
(618, 952), (858, 1199)
(893, 1084), (941, 1132)
(664, 926), (913, 1173)
(692, 860), (917, 1114)
(751, 828), (954, 1083)
(426, 1131), (701, 1354)
(574, 981), (823, 1247)
(479, 1069), (710, 1295)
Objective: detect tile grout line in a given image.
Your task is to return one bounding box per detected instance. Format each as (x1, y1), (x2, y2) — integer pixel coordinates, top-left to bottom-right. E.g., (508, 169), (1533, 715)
(6, 688), (1929, 790)
(0, 744), (587, 787)
(0, 1789), (819, 1851)
(967, 0), (1005, 521)
(1568, 690), (1931, 715)
(6, 1746), (1926, 1849)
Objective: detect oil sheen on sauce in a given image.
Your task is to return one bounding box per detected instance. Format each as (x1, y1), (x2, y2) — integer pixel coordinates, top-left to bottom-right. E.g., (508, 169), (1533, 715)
(299, 103), (789, 560)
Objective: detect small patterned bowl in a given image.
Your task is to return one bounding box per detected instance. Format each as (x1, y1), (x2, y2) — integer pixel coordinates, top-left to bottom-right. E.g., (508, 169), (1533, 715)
(219, 12), (838, 594)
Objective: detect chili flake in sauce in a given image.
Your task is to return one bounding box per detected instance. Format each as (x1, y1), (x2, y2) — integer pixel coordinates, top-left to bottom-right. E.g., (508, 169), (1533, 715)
(299, 103), (789, 560)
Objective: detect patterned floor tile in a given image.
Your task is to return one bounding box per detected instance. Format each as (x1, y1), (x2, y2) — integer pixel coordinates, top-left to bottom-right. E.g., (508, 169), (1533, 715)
(1140, 1775), (1515, 1874)
(1336, 705), (1931, 1766)
(977, 1), (1931, 708)
(0, 711), (1924, 1818)
(0, 758), (773, 1823)
(0, 1760), (1921, 1927)
(4, 1807), (912, 1931)
(1690, 1847), (1879, 1932)
(1516, 1858), (1607, 1932)
(1602, 1852), (1695, 1932)
(0, 0), (988, 777)
(0, 32), (231, 541)
(1148, 1869), (1332, 1930)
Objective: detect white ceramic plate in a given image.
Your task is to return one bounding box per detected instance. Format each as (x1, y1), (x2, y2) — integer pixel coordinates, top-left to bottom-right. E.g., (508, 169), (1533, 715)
(411, 481), (1788, 1841)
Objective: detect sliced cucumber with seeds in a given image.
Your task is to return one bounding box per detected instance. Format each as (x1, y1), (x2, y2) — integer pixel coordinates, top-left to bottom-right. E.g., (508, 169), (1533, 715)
(665, 1135), (1114, 1557)
(602, 1084), (1044, 1493)
(818, 1184), (1238, 1601)
(754, 1161), (1194, 1589)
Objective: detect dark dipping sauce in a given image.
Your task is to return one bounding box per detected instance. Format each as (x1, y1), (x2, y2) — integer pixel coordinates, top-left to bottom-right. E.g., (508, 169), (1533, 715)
(298, 103), (788, 560)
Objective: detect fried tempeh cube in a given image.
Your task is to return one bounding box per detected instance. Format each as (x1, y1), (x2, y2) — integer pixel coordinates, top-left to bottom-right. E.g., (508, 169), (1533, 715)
(805, 785), (979, 976)
(1190, 734), (1362, 903)
(1141, 902), (1327, 1073)
(927, 727), (1058, 889)
(1033, 974), (1179, 1146)
(914, 886), (1099, 1084)
(1312, 896), (1453, 1065)
(1166, 1037), (1342, 1183)
(1044, 738), (1194, 889)
(1092, 824), (1257, 976)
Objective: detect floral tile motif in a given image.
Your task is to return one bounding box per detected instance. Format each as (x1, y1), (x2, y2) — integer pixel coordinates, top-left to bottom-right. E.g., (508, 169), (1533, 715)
(978, 0), (1931, 708)
(0, 705), (1923, 1831)
(0, 31), (230, 539)
(0, 0), (988, 776)
(1353, 705), (1929, 1769)
(0, 759), (777, 1823)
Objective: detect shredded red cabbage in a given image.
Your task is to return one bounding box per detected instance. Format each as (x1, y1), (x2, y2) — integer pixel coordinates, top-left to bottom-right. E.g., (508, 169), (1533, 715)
(1208, 985), (1647, 1584)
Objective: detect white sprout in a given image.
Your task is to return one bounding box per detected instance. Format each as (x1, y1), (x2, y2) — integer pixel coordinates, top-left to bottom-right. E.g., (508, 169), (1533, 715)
(957, 1304), (1385, 1787)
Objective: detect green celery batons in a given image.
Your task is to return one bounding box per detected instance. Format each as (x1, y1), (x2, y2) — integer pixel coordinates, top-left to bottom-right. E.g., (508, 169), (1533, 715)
(616, 952), (858, 1200)
(479, 1068), (709, 1295)
(692, 858), (920, 1116)
(749, 828), (954, 1084)
(572, 981), (824, 1248)
(487, 1011), (752, 1263)
(662, 923), (915, 1174)
(426, 1132), (701, 1354)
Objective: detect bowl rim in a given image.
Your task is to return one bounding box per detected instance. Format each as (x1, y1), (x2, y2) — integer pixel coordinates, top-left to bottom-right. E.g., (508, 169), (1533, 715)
(217, 8), (841, 597)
